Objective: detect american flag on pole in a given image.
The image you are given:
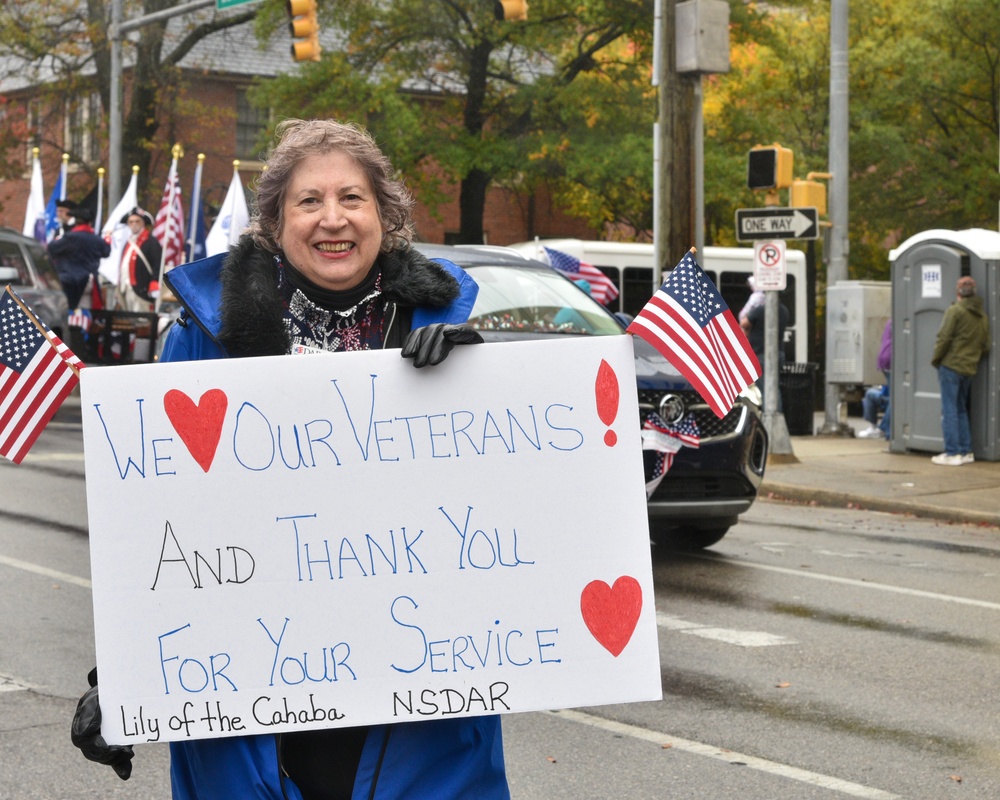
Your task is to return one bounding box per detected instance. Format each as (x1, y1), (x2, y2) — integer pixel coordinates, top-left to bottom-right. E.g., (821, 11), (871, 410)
(153, 154), (186, 275)
(542, 247), (620, 306)
(627, 250), (760, 419)
(0, 287), (85, 464)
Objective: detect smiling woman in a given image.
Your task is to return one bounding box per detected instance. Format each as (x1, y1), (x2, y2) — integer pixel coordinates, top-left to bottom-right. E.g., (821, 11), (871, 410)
(70, 119), (506, 800)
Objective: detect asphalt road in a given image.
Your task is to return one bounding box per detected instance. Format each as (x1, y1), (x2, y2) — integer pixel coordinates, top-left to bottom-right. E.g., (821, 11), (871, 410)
(2, 414), (999, 798)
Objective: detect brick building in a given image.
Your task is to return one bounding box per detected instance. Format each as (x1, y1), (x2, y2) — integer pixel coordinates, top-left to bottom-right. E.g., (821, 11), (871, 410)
(0, 16), (595, 247)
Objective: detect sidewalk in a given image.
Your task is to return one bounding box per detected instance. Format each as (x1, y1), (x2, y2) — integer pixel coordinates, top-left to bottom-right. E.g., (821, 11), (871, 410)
(761, 414), (1000, 528)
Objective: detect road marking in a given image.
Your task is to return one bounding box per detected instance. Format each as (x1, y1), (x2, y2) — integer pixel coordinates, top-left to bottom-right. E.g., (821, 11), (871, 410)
(551, 709), (901, 800)
(0, 554), (91, 589)
(694, 554), (1000, 611)
(0, 673), (32, 693)
(656, 612), (795, 646)
(21, 452), (85, 461)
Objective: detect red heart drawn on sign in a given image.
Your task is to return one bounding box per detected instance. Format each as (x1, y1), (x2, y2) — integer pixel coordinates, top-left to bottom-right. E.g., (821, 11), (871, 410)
(580, 576), (642, 657)
(163, 389), (228, 473)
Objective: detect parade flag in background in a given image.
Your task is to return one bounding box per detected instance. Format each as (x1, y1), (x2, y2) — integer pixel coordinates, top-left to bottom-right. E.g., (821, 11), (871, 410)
(43, 167), (65, 243)
(22, 150), (46, 242)
(541, 246), (619, 306)
(205, 163), (250, 257)
(627, 250), (760, 419)
(98, 168), (139, 286)
(0, 287), (84, 464)
(187, 154), (208, 263)
(153, 151), (186, 274)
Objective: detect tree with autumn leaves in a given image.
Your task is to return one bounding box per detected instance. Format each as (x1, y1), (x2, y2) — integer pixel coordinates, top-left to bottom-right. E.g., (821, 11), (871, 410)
(704, 0), (1000, 278)
(252, 0), (656, 244)
(0, 0), (257, 197)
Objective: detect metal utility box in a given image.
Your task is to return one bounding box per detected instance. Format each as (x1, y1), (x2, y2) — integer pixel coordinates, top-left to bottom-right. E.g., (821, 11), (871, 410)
(825, 281), (891, 385)
(888, 229), (1000, 460)
(675, 0), (731, 74)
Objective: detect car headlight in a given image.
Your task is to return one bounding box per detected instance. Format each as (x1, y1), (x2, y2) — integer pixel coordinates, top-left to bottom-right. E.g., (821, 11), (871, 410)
(739, 382), (763, 408)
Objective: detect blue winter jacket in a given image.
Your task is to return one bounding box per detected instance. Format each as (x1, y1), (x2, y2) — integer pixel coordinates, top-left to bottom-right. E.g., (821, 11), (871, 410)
(159, 245), (509, 800)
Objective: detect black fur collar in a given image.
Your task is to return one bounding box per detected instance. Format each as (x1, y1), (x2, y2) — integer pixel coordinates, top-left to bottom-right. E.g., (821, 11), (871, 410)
(216, 235), (459, 357)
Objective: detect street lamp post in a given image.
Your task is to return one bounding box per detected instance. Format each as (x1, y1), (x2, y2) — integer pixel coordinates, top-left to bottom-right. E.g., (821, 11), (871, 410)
(106, 0), (217, 210)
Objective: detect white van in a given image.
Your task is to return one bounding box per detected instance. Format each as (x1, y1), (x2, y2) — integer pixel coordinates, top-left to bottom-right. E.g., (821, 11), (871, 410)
(505, 238), (810, 364)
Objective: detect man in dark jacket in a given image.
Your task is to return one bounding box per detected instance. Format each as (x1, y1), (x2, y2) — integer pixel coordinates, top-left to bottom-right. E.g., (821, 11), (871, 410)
(930, 275), (990, 465)
(47, 206), (111, 309)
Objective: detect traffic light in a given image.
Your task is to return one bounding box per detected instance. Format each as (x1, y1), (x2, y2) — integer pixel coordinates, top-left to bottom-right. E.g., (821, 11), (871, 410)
(287, 0), (321, 62)
(747, 144), (793, 190)
(791, 179), (827, 215)
(493, 0), (528, 20)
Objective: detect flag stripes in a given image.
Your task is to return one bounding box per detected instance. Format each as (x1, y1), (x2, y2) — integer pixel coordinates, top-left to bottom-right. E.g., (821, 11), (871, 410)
(0, 288), (84, 464)
(627, 251), (760, 419)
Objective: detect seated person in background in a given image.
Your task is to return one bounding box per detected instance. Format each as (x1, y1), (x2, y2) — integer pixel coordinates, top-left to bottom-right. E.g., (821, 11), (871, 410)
(858, 319), (892, 439)
(859, 383), (889, 439)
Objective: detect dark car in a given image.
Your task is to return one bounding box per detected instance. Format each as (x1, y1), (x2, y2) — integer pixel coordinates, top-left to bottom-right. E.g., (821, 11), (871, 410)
(415, 243), (769, 550)
(0, 226), (69, 337)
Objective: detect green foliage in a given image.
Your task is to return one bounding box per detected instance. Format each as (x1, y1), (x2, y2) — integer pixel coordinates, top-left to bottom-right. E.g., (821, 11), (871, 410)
(705, 0), (1000, 278)
(252, 0), (655, 241)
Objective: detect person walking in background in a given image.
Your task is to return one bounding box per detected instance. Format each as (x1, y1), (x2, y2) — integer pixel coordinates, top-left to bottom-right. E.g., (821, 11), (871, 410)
(53, 198), (75, 239)
(737, 275), (765, 327)
(742, 292), (788, 410)
(47, 206), (111, 310)
(930, 276), (990, 466)
(859, 319), (892, 439)
(115, 207), (161, 312)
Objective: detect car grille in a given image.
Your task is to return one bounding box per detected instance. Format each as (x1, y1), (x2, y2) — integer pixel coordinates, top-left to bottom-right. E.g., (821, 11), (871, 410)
(637, 390), (747, 442)
(649, 473), (756, 501)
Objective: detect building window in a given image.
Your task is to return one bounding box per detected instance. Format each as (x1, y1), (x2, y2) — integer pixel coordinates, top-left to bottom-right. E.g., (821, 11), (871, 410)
(65, 92), (101, 164)
(236, 90), (267, 161)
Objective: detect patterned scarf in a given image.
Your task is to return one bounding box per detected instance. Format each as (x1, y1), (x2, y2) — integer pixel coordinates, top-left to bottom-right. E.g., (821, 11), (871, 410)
(274, 255), (386, 354)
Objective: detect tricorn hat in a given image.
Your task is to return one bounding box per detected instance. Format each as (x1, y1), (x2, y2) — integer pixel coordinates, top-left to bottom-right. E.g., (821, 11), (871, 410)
(121, 206), (154, 227)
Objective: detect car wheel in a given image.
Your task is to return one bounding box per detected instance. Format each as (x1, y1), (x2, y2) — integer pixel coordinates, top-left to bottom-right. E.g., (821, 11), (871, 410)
(653, 525), (730, 551)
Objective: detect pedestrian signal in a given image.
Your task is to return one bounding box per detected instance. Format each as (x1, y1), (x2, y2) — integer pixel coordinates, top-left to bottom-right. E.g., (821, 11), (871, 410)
(747, 144), (793, 191)
(287, 0), (321, 62)
(493, 0), (528, 20)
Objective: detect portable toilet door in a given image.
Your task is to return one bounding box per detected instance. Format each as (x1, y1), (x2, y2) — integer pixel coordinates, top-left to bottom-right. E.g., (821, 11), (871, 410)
(889, 228), (1000, 460)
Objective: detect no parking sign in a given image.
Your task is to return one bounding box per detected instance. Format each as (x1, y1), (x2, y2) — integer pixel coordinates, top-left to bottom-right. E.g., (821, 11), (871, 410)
(753, 240), (787, 291)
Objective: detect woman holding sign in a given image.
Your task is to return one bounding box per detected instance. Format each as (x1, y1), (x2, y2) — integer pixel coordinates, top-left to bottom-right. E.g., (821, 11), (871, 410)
(71, 119), (504, 799)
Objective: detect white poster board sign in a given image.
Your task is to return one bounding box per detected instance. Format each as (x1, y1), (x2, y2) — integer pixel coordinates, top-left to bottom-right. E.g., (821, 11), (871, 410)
(81, 337), (661, 745)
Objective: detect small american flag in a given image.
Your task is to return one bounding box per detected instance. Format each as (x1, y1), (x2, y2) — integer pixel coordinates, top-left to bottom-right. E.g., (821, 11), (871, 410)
(627, 250), (760, 419)
(642, 411), (700, 498)
(153, 156), (186, 274)
(67, 307), (91, 332)
(0, 287), (84, 464)
(542, 247), (620, 306)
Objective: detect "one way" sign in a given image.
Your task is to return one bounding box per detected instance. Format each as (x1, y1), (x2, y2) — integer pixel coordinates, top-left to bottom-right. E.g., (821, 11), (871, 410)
(735, 207), (818, 241)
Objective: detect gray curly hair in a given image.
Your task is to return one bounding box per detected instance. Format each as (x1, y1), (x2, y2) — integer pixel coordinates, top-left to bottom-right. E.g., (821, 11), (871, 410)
(248, 119), (415, 254)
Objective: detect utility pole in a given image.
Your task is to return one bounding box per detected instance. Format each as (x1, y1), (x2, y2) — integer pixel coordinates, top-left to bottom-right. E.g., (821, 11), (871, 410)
(654, 0), (699, 288)
(819, 0), (851, 435)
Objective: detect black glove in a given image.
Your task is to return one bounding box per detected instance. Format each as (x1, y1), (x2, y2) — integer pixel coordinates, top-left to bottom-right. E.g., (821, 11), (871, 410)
(401, 323), (483, 368)
(71, 669), (134, 781)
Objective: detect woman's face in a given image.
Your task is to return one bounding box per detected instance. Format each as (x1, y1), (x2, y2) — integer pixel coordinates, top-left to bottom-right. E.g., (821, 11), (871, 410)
(277, 150), (385, 291)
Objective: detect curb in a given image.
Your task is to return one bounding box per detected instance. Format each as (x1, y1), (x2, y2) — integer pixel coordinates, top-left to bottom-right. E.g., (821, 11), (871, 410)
(759, 481), (1000, 529)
